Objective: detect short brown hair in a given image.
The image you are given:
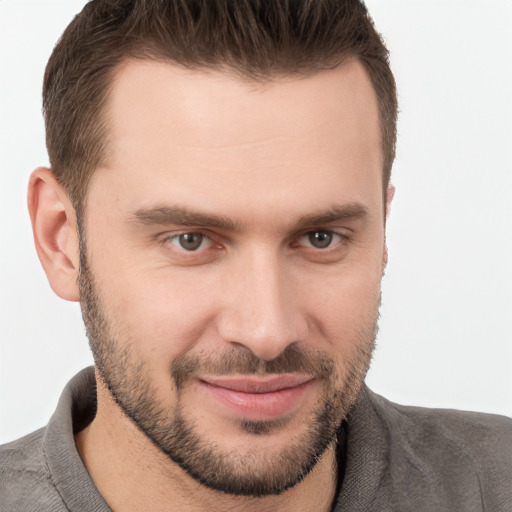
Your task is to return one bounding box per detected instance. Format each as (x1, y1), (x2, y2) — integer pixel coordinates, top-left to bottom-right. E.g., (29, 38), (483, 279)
(43, 0), (397, 216)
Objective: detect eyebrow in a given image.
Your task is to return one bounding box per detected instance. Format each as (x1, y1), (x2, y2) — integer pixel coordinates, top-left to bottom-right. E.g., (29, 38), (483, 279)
(130, 206), (242, 231)
(130, 202), (368, 232)
(295, 203), (369, 229)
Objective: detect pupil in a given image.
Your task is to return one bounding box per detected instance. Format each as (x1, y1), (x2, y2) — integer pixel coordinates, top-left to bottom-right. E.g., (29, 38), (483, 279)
(179, 233), (203, 250)
(309, 231), (332, 249)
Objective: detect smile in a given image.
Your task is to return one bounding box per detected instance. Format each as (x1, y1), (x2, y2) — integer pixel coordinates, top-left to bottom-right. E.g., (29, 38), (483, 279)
(198, 374), (315, 421)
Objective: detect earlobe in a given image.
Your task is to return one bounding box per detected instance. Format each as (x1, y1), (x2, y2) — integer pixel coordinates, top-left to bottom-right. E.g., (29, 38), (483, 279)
(27, 167), (80, 302)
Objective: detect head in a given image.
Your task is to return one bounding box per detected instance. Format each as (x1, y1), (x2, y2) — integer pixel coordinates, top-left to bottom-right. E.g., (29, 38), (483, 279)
(30, 0), (397, 498)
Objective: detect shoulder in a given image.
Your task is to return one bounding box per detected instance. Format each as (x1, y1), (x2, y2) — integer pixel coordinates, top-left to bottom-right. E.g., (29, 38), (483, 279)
(1, 427), (48, 484)
(368, 389), (512, 456)
(0, 428), (67, 511)
(366, 389), (512, 508)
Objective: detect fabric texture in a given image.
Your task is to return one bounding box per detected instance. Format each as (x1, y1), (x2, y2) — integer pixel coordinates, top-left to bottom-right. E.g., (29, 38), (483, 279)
(1, 367), (511, 511)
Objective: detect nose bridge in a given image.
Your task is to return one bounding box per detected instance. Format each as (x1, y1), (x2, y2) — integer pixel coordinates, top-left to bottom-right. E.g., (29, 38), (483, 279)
(218, 245), (307, 361)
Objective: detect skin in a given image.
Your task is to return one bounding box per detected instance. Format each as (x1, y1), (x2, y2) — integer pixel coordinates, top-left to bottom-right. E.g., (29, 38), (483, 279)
(28, 58), (390, 511)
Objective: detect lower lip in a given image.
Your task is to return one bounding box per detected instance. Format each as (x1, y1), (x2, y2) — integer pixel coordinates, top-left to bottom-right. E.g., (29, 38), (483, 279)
(199, 380), (313, 421)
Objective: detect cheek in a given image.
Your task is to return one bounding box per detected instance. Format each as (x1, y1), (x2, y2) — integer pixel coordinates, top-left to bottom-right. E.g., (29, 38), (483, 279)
(303, 261), (382, 350)
(96, 265), (220, 365)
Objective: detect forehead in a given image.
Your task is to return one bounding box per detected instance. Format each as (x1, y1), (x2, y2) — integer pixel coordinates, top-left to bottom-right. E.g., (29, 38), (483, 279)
(92, 58), (383, 222)
(105, 58), (380, 152)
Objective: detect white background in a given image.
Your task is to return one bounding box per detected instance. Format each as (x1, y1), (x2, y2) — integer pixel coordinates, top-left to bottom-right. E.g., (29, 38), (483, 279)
(1, 1), (511, 444)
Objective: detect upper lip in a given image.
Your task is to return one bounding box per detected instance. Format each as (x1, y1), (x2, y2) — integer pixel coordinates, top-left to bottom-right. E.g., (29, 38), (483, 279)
(200, 374), (314, 393)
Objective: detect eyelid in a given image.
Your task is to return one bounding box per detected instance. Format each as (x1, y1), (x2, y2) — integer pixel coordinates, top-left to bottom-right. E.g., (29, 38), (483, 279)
(172, 233), (212, 251)
(294, 228), (350, 248)
(158, 227), (350, 253)
(159, 230), (217, 251)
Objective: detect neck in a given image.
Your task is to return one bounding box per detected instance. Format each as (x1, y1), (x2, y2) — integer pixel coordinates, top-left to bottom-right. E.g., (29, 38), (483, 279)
(75, 380), (339, 512)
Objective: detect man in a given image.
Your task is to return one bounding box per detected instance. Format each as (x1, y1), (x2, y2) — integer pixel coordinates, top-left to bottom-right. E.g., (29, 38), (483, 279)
(1, 1), (511, 511)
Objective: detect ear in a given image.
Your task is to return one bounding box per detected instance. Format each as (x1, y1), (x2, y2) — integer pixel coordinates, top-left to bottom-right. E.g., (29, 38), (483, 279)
(385, 184), (395, 221)
(27, 167), (80, 301)
(383, 184), (395, 271)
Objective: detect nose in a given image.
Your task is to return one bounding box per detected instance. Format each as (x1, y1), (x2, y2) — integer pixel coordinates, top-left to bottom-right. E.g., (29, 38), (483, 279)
(216, 249), (308, 361)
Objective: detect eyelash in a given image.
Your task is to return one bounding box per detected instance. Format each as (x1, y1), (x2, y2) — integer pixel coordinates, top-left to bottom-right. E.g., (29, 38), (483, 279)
(162, 229), (349, 254)
(294, 230), (348, 250)
(168, 232), (214, 252)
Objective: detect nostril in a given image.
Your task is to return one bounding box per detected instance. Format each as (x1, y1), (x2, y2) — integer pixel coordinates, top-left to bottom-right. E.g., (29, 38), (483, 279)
(217, 311), (308, 363)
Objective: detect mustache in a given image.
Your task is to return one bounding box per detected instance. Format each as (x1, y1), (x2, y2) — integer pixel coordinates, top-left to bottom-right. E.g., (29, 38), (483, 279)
(171, 344), (335, 389)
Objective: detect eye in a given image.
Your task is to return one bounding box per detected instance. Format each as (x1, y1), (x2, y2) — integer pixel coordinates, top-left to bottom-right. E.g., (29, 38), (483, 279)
(170, 232), (211, 251)
(299, 230), (343, 249)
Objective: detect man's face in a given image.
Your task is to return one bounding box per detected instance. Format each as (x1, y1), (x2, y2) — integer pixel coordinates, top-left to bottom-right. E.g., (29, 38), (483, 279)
(80, 59), (385, 496)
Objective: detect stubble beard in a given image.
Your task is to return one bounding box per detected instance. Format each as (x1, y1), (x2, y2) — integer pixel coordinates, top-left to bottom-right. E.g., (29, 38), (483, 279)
(78, 251), (379, 497)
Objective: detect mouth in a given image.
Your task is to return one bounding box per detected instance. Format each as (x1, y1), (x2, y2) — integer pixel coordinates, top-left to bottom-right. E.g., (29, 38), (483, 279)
(198, 374), (315, 421)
